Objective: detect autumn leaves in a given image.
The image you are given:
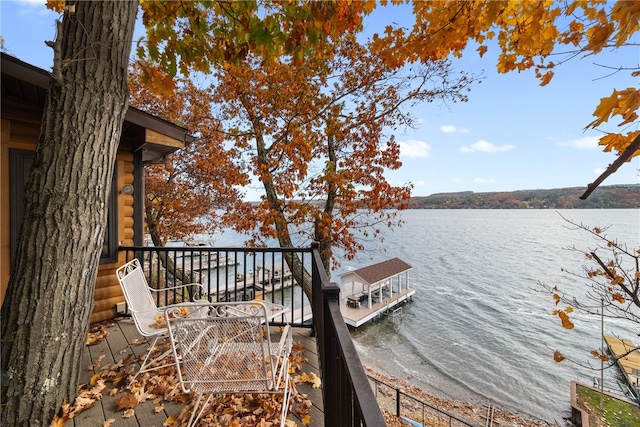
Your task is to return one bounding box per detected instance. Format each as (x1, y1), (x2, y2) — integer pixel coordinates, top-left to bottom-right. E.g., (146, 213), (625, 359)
(51, 322), (320, 427)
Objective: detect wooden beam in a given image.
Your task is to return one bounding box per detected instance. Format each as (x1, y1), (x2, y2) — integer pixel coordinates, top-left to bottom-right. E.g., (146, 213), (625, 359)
(145, 129), (184, 149)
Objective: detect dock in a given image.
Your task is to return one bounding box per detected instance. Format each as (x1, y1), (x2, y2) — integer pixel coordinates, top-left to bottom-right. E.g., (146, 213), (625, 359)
(341, 287), (415, 327)
(604, 335), (640, 398)
(285, 304), (314, 325)
(236, 266), (293, 291)
(174, 252), (240, 271)
(339, 258), (416, 328)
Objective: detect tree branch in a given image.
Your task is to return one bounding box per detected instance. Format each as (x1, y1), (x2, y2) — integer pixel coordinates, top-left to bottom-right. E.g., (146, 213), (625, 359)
(580, 133), (640, 200)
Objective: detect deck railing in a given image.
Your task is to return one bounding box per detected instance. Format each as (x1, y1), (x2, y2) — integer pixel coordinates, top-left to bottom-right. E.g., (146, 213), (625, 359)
(120, 246), (314, 327)
(310, 244), (388, 426)
(119, 244), (386, 426)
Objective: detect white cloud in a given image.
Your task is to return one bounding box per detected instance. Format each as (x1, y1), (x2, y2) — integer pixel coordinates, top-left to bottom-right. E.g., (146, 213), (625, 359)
(398, 140), (431, 158)
(559, 136), (599, 149)
(594, 167), (606, 175)
(460, 139), (515, 153)
(474, 178), (496, 184)
(440, 125), (469, 134)
(14, 0), (57, 18)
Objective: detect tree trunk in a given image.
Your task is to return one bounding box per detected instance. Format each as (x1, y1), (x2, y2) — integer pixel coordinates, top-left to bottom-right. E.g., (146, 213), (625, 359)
(0, 2), (137, 425)
(315, 132), (338, 273)
(251, 126), (316, 302)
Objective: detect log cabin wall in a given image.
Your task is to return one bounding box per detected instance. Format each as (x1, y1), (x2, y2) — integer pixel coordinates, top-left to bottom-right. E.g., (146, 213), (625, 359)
(88, 153), (136, 323)
(0, 110), (135, 322)
(2, 53), (190, 323)
(0, 118), (23, 303)
(1, 92), (45, 303)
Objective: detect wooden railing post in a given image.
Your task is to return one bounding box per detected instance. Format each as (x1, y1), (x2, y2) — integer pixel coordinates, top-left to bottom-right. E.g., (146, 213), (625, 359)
(324, 285), (342, 426)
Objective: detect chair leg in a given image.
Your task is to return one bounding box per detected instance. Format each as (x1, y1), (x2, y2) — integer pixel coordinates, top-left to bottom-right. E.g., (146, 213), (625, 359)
(128, 335), (173, 387)
(279, 372), (293, 427)
(280, 378), (291, 427)
(187, 392), (212, 427)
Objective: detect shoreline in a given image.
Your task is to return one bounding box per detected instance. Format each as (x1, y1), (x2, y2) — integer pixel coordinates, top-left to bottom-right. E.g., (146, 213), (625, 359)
(364, 367), (561, 427)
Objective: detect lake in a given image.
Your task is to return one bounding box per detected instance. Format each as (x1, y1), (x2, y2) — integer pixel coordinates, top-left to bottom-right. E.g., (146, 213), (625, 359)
(213, 209), (640, 423)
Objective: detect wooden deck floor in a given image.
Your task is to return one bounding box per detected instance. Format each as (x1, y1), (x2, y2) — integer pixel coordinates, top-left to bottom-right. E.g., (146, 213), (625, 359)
(74, 317), (323, 426)
(341, 288), (415, 327)
(605, 335), (640, 397)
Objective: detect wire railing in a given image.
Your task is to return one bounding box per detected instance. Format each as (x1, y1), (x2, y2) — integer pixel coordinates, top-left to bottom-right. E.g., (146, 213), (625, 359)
(368, 374), (478, 427)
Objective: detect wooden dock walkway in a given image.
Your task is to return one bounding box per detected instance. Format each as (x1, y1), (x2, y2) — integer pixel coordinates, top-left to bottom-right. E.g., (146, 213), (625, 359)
(73, 317), (323, 426)
(604, 335), (640, 398)
(341, 288), (415, 328)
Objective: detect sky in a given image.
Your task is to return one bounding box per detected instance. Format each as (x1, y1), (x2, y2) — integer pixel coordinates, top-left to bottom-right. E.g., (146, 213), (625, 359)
(1, 0), (639, 199)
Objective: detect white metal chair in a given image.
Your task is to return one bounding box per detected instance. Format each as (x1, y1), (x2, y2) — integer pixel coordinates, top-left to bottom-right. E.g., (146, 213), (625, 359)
(165, 301), (293, 427)
(116, 258), (207, 386)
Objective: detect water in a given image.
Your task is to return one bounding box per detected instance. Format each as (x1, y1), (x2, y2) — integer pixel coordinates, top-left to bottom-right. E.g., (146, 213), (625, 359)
(213, 209), (640, 424)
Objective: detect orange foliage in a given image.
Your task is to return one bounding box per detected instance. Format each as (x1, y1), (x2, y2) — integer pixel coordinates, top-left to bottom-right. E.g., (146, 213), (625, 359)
(139, 1), (369, 78)
(547, 215), (640, 368)
(553, 350), (566, 363)
(131, 2), (637, 254)
(128, 64), (247, 245)
(209, 33), (475, 271)
(552, 308), (575, 330)
(128, 0), (640, 212)
(44, 0), (65, 13)
(590, 350), (610, 363)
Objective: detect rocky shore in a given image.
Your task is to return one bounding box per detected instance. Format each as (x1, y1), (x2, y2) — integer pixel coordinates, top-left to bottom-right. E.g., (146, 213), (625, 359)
(365, 367), (561, 427)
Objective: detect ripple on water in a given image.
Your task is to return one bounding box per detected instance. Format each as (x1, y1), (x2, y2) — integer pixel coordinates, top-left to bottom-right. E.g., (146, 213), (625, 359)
(348, 209), (639, 423)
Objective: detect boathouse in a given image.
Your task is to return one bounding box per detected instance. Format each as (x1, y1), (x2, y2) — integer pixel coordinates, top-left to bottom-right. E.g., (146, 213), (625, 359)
(339, 257), (416, 327)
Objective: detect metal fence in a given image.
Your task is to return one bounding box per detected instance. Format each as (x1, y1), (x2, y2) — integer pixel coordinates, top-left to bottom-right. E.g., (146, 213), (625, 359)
(311, 246), (388, 426)
(119, 246), (314, 328)
(368, 375), (478, 427)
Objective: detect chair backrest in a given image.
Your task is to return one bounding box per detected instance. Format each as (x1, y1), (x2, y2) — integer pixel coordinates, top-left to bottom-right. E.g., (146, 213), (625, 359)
(166, 302), (277, 394)
(116, 259), (163, 337)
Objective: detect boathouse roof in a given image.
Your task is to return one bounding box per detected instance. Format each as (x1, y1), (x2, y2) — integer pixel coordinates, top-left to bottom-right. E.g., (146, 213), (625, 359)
(342, 258), (412, 285)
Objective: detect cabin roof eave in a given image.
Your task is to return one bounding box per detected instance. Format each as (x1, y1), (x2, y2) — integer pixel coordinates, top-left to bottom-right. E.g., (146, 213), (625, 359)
(1, 52), (194, 162)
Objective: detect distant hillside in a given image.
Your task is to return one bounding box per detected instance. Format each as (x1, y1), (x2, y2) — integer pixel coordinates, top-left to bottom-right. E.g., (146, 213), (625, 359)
(408, 184), (639, 209)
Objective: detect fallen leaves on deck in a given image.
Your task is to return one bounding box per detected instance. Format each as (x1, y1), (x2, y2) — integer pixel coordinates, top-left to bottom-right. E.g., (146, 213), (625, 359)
(294, 372), (321, 389)
(49, 321), (316, 427)
(86, 323), (109, 346)
(115, 392), (139, 411)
